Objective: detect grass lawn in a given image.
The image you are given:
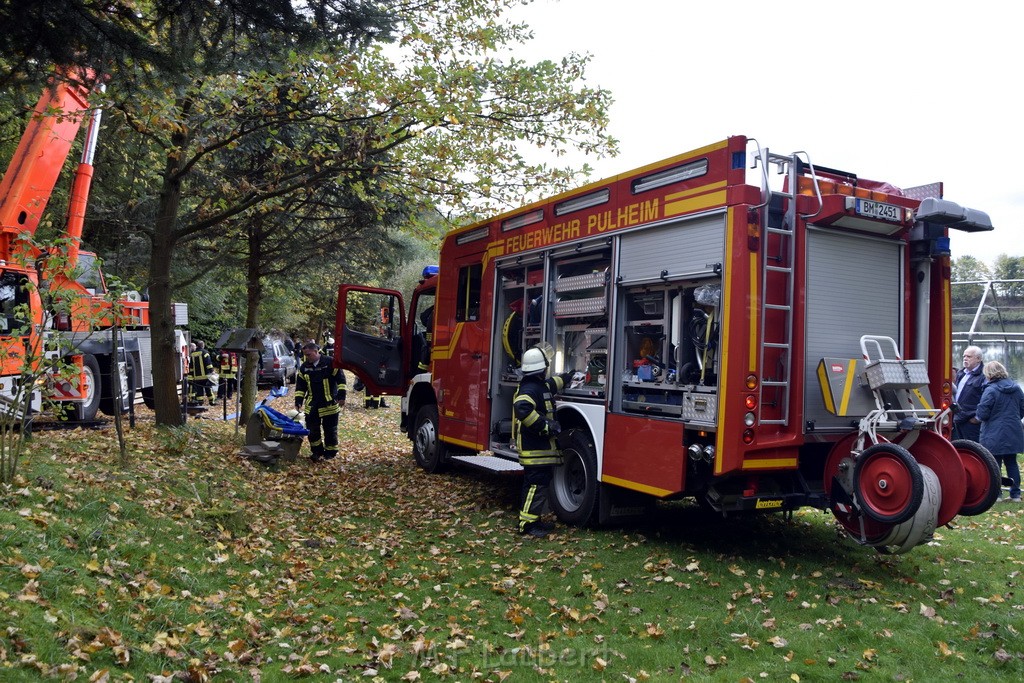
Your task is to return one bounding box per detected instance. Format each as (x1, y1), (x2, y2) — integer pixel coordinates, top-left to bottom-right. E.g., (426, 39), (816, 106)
(1, 402), (1022, 682)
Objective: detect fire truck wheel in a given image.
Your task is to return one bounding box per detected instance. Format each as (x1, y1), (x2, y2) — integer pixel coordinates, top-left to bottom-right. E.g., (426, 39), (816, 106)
(66, 354), (102, 422)
(550, 428), (599, 526)
(952, 439), (1001, 516)
(413, 405), (449, 473)
(854, 443), (923, 525)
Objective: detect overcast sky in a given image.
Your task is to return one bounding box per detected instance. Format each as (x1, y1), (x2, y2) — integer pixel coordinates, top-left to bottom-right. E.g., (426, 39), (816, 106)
(511, 0), (1022, 267)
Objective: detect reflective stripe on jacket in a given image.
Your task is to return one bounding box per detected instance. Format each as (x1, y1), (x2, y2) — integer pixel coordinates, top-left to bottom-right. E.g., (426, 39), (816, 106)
(295, 354), (347, 417)
(513, 373), (567, 467)
(189, 350), (213, 380)
(219, 352), (238, 378)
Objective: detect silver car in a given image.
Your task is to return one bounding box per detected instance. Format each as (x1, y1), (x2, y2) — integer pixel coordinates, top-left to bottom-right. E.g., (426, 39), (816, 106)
(258, 337), (297, 386)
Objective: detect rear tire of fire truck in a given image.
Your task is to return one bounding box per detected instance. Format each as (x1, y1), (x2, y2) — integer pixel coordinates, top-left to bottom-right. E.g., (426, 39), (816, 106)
(853, 443), (923, 525)
(413, 404), (449, 473)
(65, 354), (102, 423)
(549, 428), (599, 527)
(951, 439), (1001, 516)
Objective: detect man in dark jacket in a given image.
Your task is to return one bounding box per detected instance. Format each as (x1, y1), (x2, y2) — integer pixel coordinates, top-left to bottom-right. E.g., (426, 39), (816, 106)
(513, 342), (572, 537)
(953, 346), (985, 441)
(295, 341), (347, 461)
(974, 361), (1024, 502)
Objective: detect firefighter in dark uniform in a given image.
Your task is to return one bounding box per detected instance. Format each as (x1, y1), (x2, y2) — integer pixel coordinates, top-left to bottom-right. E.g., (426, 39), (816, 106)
(513, 342), (572, 537)
(417, 305), (435, 372)
(295, 340), (347, 461)
(188, 340), (216, 406)
(218, 349), (238, 400)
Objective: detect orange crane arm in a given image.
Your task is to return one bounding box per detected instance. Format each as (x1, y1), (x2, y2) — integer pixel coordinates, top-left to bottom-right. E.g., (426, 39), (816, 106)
(0, 70), (93, 242)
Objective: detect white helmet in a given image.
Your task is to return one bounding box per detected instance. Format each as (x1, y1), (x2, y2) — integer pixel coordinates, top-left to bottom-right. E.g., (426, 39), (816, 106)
(521, 342), (553, 375)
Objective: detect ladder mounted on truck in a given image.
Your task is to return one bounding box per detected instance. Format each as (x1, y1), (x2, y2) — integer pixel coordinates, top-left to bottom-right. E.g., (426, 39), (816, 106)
(750, 146), (823, 426)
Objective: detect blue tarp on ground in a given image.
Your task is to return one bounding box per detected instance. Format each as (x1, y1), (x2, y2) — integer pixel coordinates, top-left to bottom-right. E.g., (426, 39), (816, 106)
(254, 404), (308, 437)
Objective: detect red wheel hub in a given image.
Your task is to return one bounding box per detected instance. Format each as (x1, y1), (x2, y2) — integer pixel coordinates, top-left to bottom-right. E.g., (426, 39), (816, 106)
(857, 448), (918, 519)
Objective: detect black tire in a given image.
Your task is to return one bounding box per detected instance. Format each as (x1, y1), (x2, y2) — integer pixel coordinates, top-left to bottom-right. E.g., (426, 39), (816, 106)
(952, 439), (1001, 516)
(141, 387), (156, 410)
(550, 428), (600, 526)
(854, 443), (923, 524)
(68, 354), (102, 422)
(99, 353), (137, 416)
(413, 404), (449, 473)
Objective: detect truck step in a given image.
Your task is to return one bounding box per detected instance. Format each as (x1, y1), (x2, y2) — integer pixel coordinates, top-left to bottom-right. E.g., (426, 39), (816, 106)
(451, 454), (523, 474)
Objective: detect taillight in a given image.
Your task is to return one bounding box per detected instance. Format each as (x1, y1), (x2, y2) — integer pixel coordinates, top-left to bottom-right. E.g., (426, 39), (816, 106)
(274, 358), (282, 369)
(55, 312), (71, 331)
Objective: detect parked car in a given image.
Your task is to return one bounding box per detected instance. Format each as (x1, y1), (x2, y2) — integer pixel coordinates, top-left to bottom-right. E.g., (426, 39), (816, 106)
(257, 337), (297, 386)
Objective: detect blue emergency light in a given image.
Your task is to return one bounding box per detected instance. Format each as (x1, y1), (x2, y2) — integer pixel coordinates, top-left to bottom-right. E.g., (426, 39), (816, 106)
(421, 265), (439, 278)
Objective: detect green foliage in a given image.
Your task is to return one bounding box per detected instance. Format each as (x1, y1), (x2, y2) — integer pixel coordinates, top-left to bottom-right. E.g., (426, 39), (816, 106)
(3, 0), (616, 425)
(953, 255), (1024, 328)
(993, 255), (1024, 299)
(952, 255), (992, 285)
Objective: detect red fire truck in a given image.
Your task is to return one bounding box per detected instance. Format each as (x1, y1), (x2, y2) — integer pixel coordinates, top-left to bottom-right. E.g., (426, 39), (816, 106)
(336, 135), (1000, 553)
(0, 69), (188, 421)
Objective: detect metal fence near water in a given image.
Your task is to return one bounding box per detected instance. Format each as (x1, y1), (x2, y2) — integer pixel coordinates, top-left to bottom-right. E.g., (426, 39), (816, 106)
(952, 279), (1024, 388)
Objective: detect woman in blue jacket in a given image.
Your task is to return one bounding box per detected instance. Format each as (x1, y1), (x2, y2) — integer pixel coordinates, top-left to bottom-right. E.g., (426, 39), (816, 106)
(973, 361), (1024, 502)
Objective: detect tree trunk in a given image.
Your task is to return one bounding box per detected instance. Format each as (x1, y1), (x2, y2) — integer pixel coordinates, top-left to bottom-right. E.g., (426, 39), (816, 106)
(238, 227), (264, 422)
(149, 150), (186, 426)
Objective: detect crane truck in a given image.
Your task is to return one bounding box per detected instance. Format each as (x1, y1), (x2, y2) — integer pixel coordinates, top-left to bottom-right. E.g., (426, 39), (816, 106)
(335, 136), (1001, 554)
(0, 68), (188, 422)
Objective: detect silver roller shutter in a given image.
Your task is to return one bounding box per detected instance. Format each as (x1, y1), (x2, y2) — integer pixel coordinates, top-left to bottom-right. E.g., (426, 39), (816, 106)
(803, 229), (904, 431)
(617, 214), (726, 284)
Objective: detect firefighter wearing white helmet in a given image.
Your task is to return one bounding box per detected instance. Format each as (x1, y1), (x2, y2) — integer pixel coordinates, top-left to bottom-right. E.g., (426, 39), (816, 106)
(512, 342), (573, 537)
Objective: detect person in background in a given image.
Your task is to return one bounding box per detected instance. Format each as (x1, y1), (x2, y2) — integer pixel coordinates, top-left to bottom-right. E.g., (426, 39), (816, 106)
(953, 346), (985, 441)
(972, 360), (1024, 502)
(294, 340), (346, 462)
(352, 378), (387, 409)
(512, 342), (572, 537)
(218, 348), (238, 400)
(188, 340), (216, 406)
(418, 305), (435, 372)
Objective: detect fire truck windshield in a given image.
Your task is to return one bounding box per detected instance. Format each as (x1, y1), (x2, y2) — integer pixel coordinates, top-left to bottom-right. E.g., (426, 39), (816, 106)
(73, 252), (106, 295)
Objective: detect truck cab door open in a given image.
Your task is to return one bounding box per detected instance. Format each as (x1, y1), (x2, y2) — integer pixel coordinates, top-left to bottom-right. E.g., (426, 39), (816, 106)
(335, 286), (406, 395)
